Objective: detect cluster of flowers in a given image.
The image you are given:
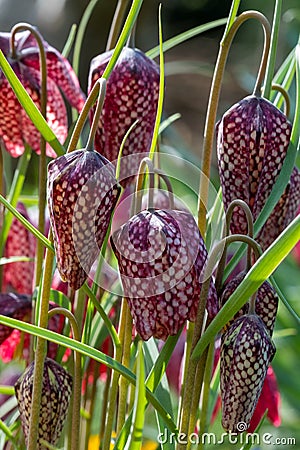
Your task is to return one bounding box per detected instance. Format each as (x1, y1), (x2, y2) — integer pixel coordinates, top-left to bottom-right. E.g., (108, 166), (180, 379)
(0, 20), (299, 448)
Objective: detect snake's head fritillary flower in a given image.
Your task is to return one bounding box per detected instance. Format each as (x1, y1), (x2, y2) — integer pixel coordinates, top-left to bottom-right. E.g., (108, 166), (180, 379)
(220, 314), (276, 432)
(0, 29), (85, 157)
(220, 271), (278, 336)
(15, 357), (72, 448)
(0, 293), (31, 345)
(111, 209), (218, 340)
(88, 46), (159, 186)
(248, 365), (281, 432)
(257, 166), (300, 250)
(3, 202), (35, 294)
(48, 149), (120, 290)
(217, 95), (292, 245)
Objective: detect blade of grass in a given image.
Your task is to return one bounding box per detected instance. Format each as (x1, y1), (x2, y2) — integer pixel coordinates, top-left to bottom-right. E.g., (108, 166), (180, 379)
(192, 214), (300, 360)
(0, 50), (65, 156)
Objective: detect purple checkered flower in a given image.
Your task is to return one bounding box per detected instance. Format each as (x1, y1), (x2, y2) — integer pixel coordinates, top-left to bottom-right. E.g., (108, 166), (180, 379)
(0, 30), (85, 157)
(88, 46), (159, 185)
(48, 149), (120, 290)
(220, 314), (276, 432)
(217, 95), (300, 249)
(111, 209), (218, 340)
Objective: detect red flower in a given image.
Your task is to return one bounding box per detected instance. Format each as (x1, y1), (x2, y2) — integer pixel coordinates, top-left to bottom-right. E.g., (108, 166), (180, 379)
(3, 202), (35, 294)
(0, 30), (85, 157)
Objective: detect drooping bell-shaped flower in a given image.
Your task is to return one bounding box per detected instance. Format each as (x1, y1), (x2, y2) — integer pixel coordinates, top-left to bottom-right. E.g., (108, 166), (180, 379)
(88, 46), (159, 185)
(48, 149), (120, 290)
(216, 95), (298, 248)
(220, 314), (276, 432)
(248, 365), (281, 432)
(0, 29), (85, 157)
(111, 209), (218, 340)
(15, 357), (72, 448)
(3, 202), (36, 294)
(257, 166), (300, 250)
(0, 293), (31, 345)
(220, 272), (278, 336)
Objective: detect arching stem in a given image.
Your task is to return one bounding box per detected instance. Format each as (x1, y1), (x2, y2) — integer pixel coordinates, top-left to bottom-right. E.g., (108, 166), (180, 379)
(198, 11), (271, 236)
(271, 83), (290, 116)
(85, 79), (106, 151)
(106, 0), (131, 51)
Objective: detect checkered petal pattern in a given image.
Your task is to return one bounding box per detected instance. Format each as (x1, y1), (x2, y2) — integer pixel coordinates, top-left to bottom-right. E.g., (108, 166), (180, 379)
(111, 209), (219, 340)
(15, 357), (72, 448)
(0, 30), (85, 157)
(3, 202), (35, 294)
(217, 95), (292, 244)
(220, 314), (276, 432)
(257, 166), (300, 250)
(48, 149), (120, 290)
(88, 47), (159, 186)
(220, 272), (278, 336)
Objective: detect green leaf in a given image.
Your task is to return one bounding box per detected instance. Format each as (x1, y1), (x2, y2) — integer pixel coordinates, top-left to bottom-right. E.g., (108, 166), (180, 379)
(0, 315), (178, 435)
(192, 215), (300, 360)
(125, 342), (146, 450)
(0, 50), (65, 156)
(146, 18), (227, 59)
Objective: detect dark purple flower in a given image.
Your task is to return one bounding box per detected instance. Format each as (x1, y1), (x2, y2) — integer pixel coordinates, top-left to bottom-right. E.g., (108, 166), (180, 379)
(0, 30), (85, 157)
(111, 209), (218, 340)
(216, 95), (298, 248)
(220, 272), (278, 336)
(88, 46), (159, 185)
(15, 357), (72, 447)
(220, 314), (275, 432)
(48, 149), (120, 290)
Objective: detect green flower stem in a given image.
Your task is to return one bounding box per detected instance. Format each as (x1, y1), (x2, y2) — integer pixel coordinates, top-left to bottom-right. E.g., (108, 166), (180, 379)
(271, 84), (291, 116)
(134, 157), (155, 211)
(85, 79), (106, 151)
(198, 11), (271, 236)
(192, 215), (300, 361)
(27, 241), (54, 450)
(177, 278), (211, 450)
(0, 194), (53, 251)
(11, 23), (48, 287)
(48, 308), (81, 450)
(0, 148), (4, 289)
(101, 0), (143, 81)
(196, 341), (215, 450)
(262, 0), (282, 99)
(106, 0), (131, 51)
(0, 419), (18, 449)
(67, 81), (102, 153)
(214, 199), (258, 293)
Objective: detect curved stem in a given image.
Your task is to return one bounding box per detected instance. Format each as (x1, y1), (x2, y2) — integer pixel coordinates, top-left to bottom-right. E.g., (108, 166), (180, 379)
(11, 23), (48, 287)
(271, 83), (290, 116)
(198, 11), (271, 236)
(27, 234), (54, 450)
(48, 308), (81, 450)
(67, 81), (101, 153)
(85, 79), (106, 151)
(215, 199), (254, 290)
(134, 157), (155, 213)
(154, 168), (175, 210)
(106, 0), (131, 51)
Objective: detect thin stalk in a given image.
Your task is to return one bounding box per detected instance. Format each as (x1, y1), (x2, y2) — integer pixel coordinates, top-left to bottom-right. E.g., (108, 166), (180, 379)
(106, 0), (131, 51)
(262, 0), (282, 99)
(48, 308), (81, 450)
(11, 23), (48, 287)
(85, 79), (106, 151)
(134, 157), (155, 212)
(196, 341), (214, 450)
(0, 148), (4, 289)
(198, 11), (271, 236)
(271, 84), (290, 116)
(214, 199), (255, 293)
(27, 241), (54, 450)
